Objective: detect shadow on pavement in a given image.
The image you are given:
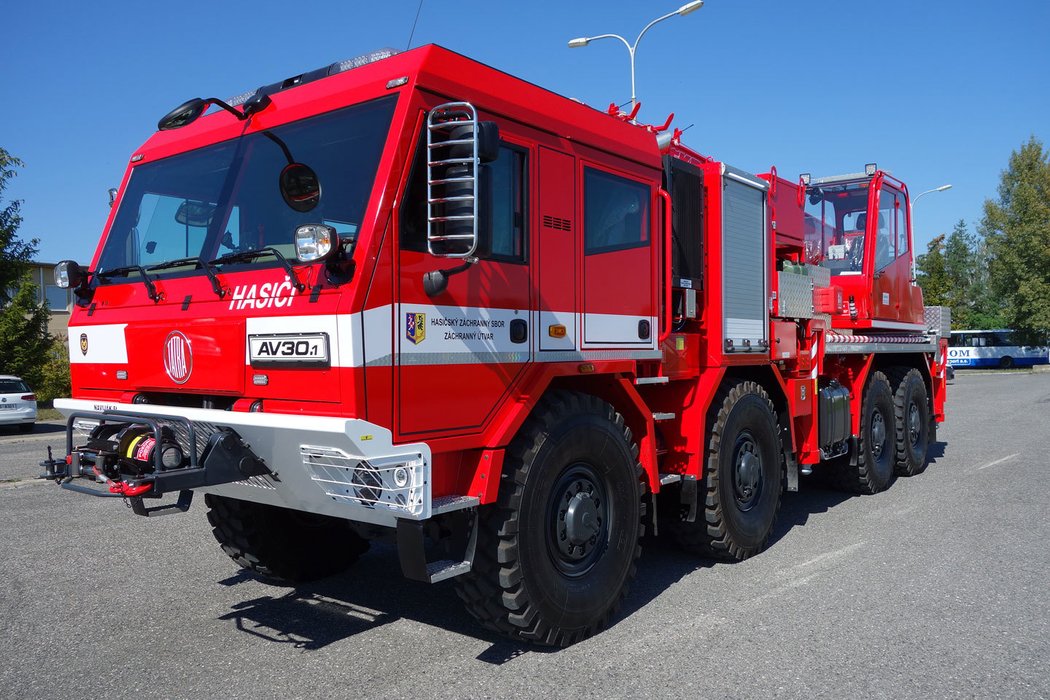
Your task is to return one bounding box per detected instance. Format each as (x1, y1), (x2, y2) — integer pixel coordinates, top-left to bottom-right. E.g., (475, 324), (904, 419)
(0, 422), (66, 437)
(216, 478), (864, 657)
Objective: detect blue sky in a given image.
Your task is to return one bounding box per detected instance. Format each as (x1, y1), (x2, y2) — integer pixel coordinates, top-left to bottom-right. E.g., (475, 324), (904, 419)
(3, 0), (1048, 263)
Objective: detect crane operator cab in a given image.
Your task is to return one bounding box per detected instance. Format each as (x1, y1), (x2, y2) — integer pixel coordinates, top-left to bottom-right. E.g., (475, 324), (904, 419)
(801, 165), (924, 330)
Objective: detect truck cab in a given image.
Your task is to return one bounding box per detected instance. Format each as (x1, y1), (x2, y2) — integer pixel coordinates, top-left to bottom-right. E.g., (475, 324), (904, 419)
(802, 168), (925, 331)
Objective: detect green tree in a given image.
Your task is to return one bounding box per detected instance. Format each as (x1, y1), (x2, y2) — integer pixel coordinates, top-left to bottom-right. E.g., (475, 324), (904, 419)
(37, 336), (72, 404)
(981, 136), (1050, 341)
(916, 234), (948, 305)
(0, 147), (52, 386)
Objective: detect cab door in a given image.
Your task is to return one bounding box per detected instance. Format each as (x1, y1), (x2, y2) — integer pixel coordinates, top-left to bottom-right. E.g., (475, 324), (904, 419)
(870, 186), (909, 322)
(394, 118), (531, 436)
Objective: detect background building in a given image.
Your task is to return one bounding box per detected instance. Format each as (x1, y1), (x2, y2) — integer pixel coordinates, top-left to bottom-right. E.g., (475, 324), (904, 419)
(24, 261), (70, 337)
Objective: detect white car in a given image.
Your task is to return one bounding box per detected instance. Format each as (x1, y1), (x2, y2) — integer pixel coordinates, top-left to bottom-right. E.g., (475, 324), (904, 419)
(0, 375), (38, 433)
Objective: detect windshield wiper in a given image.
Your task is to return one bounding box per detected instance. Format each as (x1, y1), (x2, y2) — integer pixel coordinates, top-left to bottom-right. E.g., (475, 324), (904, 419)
(208, 247), (305, 292)
(96, 265), (162, 303)
(146, 256), (226, 299)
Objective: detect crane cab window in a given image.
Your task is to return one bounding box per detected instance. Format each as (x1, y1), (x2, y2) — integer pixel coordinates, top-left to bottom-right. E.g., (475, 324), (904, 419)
(584, 168), (650, 254)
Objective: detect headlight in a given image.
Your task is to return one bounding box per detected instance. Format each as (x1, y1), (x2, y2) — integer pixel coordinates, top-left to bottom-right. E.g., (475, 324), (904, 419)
(294, 224), (338, 262)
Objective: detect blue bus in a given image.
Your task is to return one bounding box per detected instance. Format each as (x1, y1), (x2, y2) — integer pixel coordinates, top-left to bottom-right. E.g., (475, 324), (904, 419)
(947, 329), (1050, 369)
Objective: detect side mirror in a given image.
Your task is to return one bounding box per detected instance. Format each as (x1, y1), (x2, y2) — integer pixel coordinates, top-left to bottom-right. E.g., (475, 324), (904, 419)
(279, 163), (321, 212)
(175, 200), (216, 227)
(54, 260), (86, 289)
(158, 98), (208, 131)
(108, 188), (118, 208)
(477, 121), (500, 164)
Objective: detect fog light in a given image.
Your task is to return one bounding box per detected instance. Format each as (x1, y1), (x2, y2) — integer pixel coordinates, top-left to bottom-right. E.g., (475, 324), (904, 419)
(249, 400), (263, 412)
(393, 466), (410, 488)
(160, 444), (184, 469)
(294, 224), (338, 262)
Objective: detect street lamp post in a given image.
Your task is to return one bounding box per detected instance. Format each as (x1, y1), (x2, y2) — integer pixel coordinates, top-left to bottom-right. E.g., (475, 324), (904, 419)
(910, 184), (952, 279)
(568, 1), (704, 110)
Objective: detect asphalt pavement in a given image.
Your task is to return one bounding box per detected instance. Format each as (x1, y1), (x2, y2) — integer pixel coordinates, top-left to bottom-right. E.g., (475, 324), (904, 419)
(1, 371), (1047, 699)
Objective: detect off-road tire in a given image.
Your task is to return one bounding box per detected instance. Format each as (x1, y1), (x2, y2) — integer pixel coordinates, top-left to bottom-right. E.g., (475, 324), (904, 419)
(205, 494), (368, 583)
(667, 380), (784, 561)
(455, 391), (644, 647)
(830, 371), (896, 494)
(889, 368), (930, 476)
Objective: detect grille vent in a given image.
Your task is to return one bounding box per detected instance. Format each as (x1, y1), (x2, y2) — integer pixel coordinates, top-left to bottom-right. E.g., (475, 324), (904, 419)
(542, 215), (572, 231)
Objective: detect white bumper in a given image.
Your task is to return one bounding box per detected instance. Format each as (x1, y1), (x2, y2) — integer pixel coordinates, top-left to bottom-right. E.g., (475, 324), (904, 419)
(54, 398), (432, 528)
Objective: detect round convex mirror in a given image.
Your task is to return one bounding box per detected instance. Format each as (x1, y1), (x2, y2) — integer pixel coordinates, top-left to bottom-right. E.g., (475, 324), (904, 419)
(279, 163), (321, 212)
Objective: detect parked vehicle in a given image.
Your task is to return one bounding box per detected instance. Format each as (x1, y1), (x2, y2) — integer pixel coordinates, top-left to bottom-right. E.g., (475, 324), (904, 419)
(40, 45), (949, 647)
(947, 329), (1050, 369)
(0, 376), (37, 432)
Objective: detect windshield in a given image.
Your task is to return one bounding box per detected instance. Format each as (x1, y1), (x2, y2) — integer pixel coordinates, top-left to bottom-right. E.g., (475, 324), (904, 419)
(802, 179), (871, 275)
(98, 95), (397, 276)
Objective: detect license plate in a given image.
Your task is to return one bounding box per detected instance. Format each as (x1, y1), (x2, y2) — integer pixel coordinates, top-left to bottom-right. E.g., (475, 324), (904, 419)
(0, 404), (16, 410)
(248, 333), (330, 368)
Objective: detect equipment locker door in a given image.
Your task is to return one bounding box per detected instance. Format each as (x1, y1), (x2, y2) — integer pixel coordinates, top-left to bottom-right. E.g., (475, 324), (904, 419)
(537, 147), (577, 352)
(580, 165), (656, 350)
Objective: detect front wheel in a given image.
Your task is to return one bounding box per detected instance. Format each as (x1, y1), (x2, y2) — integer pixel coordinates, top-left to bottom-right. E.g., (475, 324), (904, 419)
(455, 391), (643, 647)
(205, 495), (369, 583)
(668, 380), (783, 560)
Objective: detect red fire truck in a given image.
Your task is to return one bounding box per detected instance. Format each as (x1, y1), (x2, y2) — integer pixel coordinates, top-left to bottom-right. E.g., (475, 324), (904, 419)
(42, 45), (949, 647)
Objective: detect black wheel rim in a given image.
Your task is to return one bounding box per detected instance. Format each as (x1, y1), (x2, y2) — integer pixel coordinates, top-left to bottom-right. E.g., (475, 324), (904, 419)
(908, 402), (922, 448)
(547, 463), (609, 578)
(732, 431), (763, 512)
(870, 409), (887, 459)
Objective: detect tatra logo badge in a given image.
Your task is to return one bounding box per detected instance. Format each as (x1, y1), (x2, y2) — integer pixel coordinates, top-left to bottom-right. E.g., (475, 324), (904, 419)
(406, 312), (426, 345)
(163, 331), (193, 384)
(79, 333), (88, 356)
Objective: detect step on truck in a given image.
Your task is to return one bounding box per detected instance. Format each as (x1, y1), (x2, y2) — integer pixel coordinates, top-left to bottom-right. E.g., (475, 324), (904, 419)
(40, 45), (949, 647)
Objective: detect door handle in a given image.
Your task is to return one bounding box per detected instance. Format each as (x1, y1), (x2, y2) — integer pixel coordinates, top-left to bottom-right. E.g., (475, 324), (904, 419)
(510, 319), (528, 344)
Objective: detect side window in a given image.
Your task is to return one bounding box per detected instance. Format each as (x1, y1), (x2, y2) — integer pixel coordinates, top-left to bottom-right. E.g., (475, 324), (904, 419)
(895, 193), (908, 257)
(584, 168), (650, 254)
(400, 126), (527, 262)
(399, 127), (428, 252)
(488, 145), (527, 261)
(875, 188), (895, 270)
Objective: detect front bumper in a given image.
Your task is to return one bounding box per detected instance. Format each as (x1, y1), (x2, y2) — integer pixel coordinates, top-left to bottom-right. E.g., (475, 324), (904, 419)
(53, 398), (432, 527)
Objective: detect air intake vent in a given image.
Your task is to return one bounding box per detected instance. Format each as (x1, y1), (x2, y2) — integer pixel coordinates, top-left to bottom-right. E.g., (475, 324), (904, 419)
(542, 215), (572, 231)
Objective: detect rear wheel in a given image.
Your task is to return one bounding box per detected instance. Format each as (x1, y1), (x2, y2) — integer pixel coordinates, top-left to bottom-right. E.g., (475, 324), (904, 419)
(205, 495), (369, 583)
(668, 380), (783, 560)
(832, 371), (895, 494)
(999, 356), (1014, 369)
(893, 369), (930, 476)
(455, 391), (643, 647)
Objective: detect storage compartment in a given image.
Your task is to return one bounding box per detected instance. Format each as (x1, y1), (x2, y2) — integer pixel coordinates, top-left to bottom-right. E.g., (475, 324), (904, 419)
(664, 157), (703, 291)
(818, 381), (851, 449)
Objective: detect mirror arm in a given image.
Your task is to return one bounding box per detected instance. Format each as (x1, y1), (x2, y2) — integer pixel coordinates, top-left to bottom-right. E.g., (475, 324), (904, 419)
(423, 259), (475, 297)
(205, 98), (248, 121)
